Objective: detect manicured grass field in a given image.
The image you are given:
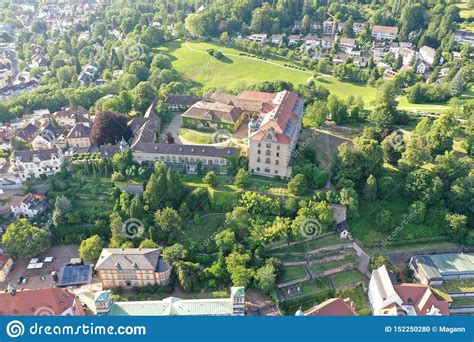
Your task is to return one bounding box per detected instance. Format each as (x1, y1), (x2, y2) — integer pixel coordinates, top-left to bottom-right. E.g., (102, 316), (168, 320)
(279, 266), (308, 283)
(162, 40), (310, 90)
(180, 128), (214, 144)
(332, 270), (367, 289)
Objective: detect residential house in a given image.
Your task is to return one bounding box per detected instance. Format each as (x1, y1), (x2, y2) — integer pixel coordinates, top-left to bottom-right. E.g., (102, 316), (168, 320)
(371, 25), (398, 40)
(95, 248), (171, 288)
(297, 298), (357, 316)
(271, 34), (284, 45)
(95, 287), (245, 316)
(78, 62), (99, 85)
(339, 37), (357, 52)
(368, 265), (450, 316)
(10, 193), (46, 217)
(0, 254), (13, 282)
(181, 101), (244, 132)
(332, 53), (350, 64)
(165, 95), (199, 112)
(11, 148), (63, 180)
(302, 35), (319, 49)
(453, 51), (462, 61)
(353, 22), (365, 34)
(288, 35), (302, 46)
(66, 123), (91, 149)
(31, 123), (60, 150)
(416, 61), (430, 75)
(248, 90), (304, 178)
(248, 34), (267, 44)
(292, 20), (302, 32)
(53, 109), (89, 128)
(409, 253), (474, 286)
(0, 288), (85, 316)
(323, 20), (336, 35)
(16, 122), (40, 143)
(419, 46), (441, 66)
(454, 30), (474, 46)
(398, 47), (417, 66)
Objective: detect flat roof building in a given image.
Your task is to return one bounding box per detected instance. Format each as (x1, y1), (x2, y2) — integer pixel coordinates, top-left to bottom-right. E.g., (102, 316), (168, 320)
(410, 253), (474, 286)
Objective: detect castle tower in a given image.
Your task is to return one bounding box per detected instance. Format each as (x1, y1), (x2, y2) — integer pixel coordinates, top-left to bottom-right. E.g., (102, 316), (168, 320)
(230, 287), (245, 316)
(94, 290), (112, 316)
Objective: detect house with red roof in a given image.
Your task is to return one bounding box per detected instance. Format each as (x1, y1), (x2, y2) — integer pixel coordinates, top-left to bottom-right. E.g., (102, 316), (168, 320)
(0, 288), (85, 316)
(368, 265), (450, 316)
(296, 297), (358, 316)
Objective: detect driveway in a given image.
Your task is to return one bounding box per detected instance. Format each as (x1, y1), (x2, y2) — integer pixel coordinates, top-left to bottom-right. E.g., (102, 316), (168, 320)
(164, 112), (182, 144)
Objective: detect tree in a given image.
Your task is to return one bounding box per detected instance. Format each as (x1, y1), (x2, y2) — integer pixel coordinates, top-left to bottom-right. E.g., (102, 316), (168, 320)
(287, 174), (307, 195)
(162, 131), (175, 144)
(203, 171), (218, 188)
(445, 213), (468, 243)
(234, 168), (250, 188)
(165, 167), (185, 208)
(129, 194), (144, 220)
(112, 150), (133, 173)
(434, 152), (471, 183)
(90, 111), (132, 146)
(214, 229), (236, 254)
(154, 207), (182, 232)
(339, 187), (359, 218)
(2, 219), (51, 259)
(139, 239), (160, 248)
(327, 95), (348, 124)
(132, 82), (155, 113)
(109, 212), (126, 247)
(368, 81), (398, 129)
(381, 131), (405, 165)
(363, 175), (377, 201)
(175, 261), (200, 292)
(450, 69), (464, 97)
(225, 251), (255, 287)
(342, 16), (354, 38)
(163, 243), (188, 265)
(79, 235), (103, 261)
(405, 169), (442, 204)
(254, 264), (276, 294)
(427, 112), (459, 157)
(369, 255), (388, 271)
(52, 195), (72, 226)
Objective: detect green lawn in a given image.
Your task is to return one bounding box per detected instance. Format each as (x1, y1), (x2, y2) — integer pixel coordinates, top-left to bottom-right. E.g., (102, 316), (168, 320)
(279, 266), (308, 283)
(457, 0), (474, 19)
(161, 40), (462, 111)
(309, 254), (357, 273)
(162, 40), (310, 90)
(300, 277), (333, 295)
(180, 128), (214, 144)
(332, 270), (367, 289)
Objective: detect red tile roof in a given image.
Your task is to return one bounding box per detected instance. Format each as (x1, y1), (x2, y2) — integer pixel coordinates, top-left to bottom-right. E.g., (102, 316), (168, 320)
(391, 284), (449, 316)
(236, 91), (276, 102)
(305, 298), (357, 316)
(0, 288), (85, 316)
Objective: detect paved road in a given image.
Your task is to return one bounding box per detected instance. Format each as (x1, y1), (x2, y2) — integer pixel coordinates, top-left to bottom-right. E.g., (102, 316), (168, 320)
(164, 113), (182, 144)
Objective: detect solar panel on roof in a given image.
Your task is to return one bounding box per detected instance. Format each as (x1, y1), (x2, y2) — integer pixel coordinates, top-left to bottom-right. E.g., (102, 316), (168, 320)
(57, 264), (92, 286)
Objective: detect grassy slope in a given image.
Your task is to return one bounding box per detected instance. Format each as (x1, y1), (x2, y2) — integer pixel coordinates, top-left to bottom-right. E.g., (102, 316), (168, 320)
(160, 40), (468, 111)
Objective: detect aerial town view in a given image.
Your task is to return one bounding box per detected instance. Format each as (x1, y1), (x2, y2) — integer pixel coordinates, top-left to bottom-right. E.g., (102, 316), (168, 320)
(0, 0), (473, 330)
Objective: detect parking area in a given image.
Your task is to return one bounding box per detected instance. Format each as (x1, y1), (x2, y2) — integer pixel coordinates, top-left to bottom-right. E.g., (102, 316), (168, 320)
(0, 245), (85, 290)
